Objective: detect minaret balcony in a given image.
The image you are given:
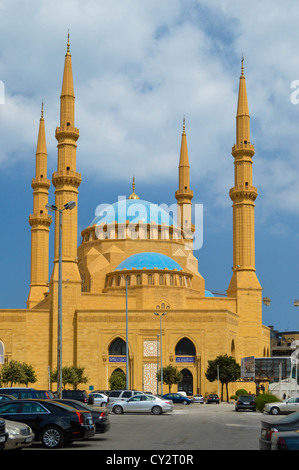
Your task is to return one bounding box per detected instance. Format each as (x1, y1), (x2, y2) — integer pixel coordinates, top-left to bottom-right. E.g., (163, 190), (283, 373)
(55, 125), (79, 142)
(229, 184), (258, 202)
(29, 213), (52, 227)
(175, 188), (193, 201)
(31, 177), (51, 190)
(52, 169), (82, 188)
(232, 142), (255, 158)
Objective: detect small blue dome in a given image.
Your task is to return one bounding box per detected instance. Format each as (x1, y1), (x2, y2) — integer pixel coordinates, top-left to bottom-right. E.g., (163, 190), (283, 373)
(91, 199), (177, 227)
(205, 290), (214, 297)
(115, 252), (183, 271)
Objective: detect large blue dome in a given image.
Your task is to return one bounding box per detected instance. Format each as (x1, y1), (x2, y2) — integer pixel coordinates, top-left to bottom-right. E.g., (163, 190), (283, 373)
(91, 199), (177, 227)
(115, 252), (183, 271)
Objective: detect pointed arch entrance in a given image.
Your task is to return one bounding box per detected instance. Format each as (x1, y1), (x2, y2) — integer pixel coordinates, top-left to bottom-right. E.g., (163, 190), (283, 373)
(178, 368), (193, 396)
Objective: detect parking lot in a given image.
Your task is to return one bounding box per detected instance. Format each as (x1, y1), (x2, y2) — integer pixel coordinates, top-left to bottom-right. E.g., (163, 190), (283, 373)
(25, 401), (270, 451)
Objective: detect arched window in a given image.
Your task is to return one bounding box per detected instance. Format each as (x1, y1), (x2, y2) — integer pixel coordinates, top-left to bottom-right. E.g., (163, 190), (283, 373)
(136, 274), (141, 285)
(175, 337), (196, 356)
(109, 337), (126, 355)
(148, 274), (153, 285)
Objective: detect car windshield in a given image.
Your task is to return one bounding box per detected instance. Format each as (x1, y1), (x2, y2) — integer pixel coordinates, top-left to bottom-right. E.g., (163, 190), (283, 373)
(240, 395), (255, 401)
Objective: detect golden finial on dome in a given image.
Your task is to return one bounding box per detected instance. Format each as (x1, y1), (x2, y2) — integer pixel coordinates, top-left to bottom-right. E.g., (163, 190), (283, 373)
(241, 54), (244, 76)
(41, 99), (44, 119)
(128, 176), (140, 199)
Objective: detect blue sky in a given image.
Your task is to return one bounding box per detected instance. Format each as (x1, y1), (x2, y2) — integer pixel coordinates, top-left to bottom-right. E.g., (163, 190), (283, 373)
(0, 0), (298, 331)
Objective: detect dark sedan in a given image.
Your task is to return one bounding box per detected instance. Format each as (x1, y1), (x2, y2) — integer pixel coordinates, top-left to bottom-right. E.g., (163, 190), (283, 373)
(0, 399), (95, 449)
(162, 393), (192, 405)
(259, 411), (299, 450)
(53, 399), (111, 434)
(206, 394), (220, 404)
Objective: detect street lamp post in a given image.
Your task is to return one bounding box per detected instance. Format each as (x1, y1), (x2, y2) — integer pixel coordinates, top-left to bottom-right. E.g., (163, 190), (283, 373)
(154, 311), (167, 395)
(46, 201), (76, 399)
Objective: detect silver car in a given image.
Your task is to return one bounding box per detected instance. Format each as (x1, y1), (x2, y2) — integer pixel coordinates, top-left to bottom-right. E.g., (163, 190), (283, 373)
(89, 392), (108, 406)
(265, 396), (299, 415)
(107, 394), (174, 415)
(192, 394), (204, 404)
(4, 419), (35, 450)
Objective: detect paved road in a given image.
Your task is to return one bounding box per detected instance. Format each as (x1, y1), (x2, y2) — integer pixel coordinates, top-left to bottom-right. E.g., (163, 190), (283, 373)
(26, 402), (274, 452)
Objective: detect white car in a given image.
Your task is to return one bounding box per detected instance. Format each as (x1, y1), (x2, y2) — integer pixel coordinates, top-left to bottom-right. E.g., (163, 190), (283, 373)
(4, 420), (35, 450)
(265, 396), (299, 415)
(89, 392), (108, 406)
(107, 394), (174, 415)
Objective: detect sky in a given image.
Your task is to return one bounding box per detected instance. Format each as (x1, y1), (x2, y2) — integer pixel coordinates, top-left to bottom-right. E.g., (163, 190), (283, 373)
(0, 0), (298, 332)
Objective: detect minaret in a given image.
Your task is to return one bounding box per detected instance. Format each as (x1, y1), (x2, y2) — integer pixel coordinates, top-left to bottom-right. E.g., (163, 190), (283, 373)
(27, 102), (52, 308)
(175, 117), (193, 238)
(228, 57), (258, 278)
(51, 32), (81, 279)
(227, 58), (263, 358)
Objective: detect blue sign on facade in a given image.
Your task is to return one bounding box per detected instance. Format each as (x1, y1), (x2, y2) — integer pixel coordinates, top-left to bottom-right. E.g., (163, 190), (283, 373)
(109, 357), (126, 362)
(175, 357), (195, 363)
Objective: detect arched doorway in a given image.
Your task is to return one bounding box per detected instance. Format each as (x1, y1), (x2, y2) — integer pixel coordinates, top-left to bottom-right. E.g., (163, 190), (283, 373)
(109, 337), (126, 355)
(178, 368), (193, 396)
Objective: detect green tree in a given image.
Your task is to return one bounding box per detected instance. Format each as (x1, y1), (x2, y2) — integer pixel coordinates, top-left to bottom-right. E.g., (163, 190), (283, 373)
(205, 354), (240, 402)
(0, 360), (37, 387)
(157, 365), (182, 392)
(51, 366), (88, 389)
(109, 369), (126, 390)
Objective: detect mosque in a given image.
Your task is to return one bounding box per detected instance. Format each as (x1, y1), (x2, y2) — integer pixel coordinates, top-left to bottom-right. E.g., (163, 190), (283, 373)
(0, 39), (270, 396)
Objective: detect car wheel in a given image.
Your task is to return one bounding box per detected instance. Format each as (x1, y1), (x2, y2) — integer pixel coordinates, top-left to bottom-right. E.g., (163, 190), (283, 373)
(235, 407), (239, 411)
(270, 407), (280, 415)
(113, 405), (123, 414)
(152, 405), (162, 415)
(41, 426), (64, 449)
(182, 400), (188, 405)
(101, 402), (107, 407)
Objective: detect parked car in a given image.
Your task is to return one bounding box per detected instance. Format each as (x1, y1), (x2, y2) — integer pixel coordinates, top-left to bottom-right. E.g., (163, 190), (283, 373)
(206, 394), (220, 404)
(0, 394), (17, 404)
(192, 394), (204, 404)
(235, 395), (256, 412)
(4, 419), (34, 450)
(89, 392), (108, 406)
(162, 393), (192, 405)
(0, 388), (55, 399)
(61, 390), (94, 404)
(259, 411), (299, 450)
(0, 418), (8, 450)
(0, 399), (95, 449)
(265, 397), (299, 415)
(271, 431), (299, 450)
(107, 394), (174, 415)
(107, 390), (144, 404)
(53, 399), (111, 434)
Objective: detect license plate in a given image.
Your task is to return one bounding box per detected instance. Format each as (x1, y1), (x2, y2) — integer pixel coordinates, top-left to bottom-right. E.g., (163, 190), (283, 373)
(25, 437), (33, 443)
(244, 402), (250, 404)
(0, 436), (6, 443)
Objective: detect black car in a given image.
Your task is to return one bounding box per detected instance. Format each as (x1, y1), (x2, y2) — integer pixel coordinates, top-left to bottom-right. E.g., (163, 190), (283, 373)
(0, 418), (8, 450)
(61, 390), (94, 404)
(0, 399), (95, 449)
(235, 395), (256, 412)
(53, 399), (111, 434)
(259, 411), (299, 450)
(0, 388), (55, 399)
(206, 394), (220, 404)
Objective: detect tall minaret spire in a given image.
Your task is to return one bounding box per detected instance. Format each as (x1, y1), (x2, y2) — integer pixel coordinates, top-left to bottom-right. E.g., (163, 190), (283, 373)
(227, 58), (263, 358)
(27, 102), (52, 308)
(175, 116), (193, 238)
(52, 32), (81, 272)
(228, 57), (258, 275)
